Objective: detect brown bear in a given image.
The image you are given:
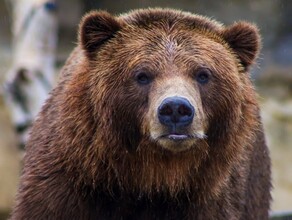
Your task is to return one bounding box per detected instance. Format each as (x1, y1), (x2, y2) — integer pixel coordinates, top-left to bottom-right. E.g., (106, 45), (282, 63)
(10, 8), (271, 220)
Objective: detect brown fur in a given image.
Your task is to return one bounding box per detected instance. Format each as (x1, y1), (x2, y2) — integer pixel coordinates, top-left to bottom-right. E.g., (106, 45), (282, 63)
(11, 9), (271, 220)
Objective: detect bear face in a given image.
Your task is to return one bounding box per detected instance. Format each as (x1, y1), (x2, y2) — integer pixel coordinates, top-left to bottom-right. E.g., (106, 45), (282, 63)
(80, 9), (258, 151)
(72, 9), (260, 196)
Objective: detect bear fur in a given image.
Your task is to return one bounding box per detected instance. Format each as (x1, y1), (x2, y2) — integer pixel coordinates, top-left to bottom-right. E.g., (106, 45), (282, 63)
(11, 8), (271, 220)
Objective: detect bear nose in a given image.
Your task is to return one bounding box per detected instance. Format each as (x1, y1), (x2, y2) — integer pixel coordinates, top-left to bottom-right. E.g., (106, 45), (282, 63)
(158, 97), (194, 128)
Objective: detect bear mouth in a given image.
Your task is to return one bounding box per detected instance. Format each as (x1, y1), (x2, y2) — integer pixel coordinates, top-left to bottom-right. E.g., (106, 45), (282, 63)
(160, 134), (194, 142)
(159, 131), (207, 142)
(156, 132), (206, 152)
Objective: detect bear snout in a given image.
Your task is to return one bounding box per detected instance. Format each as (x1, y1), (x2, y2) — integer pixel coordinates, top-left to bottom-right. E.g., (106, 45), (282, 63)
(158, 96), (195, 130)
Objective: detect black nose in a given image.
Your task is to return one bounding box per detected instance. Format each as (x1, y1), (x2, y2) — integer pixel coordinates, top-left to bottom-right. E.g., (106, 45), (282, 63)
(158, 97), (194, 128)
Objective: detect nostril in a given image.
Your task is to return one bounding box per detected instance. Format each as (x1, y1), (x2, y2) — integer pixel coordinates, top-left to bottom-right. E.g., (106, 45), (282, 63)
(178, 104), (192, 117)
(159, 104), (173, 116)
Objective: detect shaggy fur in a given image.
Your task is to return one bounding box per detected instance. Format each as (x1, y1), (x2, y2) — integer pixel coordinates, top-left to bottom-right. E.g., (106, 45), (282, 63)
(11, 8), (271, 220)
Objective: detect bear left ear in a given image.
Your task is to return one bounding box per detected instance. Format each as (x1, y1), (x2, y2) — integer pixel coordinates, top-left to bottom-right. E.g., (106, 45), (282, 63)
(79, 11), (122, 60)
(222, 22), (261, 71)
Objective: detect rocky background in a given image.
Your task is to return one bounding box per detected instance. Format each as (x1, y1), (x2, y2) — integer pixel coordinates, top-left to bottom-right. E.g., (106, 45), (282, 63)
(0, 0), (291, 218)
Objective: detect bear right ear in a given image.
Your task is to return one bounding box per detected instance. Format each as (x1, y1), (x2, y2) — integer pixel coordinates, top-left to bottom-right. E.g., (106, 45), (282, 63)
(79, 11), (121, 60)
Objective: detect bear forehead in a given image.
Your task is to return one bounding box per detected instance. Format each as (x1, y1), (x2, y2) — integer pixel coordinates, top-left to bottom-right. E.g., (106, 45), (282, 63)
(109, 28), (235, 74)
(115, 9), (233, 62)
(114, 32), (233, 74)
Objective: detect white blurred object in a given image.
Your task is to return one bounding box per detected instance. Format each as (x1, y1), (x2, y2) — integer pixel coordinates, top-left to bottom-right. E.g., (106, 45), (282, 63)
(4, 0), (58, 147)
(12, 0), (57, 85)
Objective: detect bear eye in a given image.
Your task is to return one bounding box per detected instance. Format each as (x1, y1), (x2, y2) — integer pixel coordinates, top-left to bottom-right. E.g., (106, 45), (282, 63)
(135, 72), (152, 85)
(195, 68), (211, 84)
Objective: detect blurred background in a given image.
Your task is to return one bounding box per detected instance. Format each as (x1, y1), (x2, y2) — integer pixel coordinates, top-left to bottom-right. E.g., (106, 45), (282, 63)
(0, 0), (291, 219)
